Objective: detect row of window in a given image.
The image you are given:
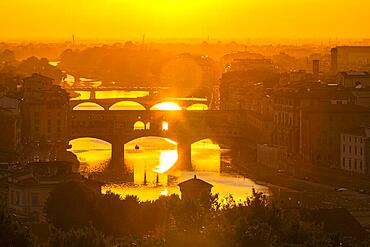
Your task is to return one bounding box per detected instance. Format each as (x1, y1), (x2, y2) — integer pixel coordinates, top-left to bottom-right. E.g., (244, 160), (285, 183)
(10, 191), (39, 207)
(274, 112), (293, 126)
(342, 144), (363, 156)
(342, 135), (364, 143)
(342, 157), (364, 171)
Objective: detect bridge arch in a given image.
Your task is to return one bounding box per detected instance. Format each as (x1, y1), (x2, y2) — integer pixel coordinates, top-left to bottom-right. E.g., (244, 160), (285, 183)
(68, 137), (112, 172)
(124, 136), (179, 176)
(150, 102), (182, 110)
(187, 103), (208, 110)
(191, 138), (221, 172)
(133, 121), (146, 130)
(109, 101), (146, 111)
(73, 102), (105, 111)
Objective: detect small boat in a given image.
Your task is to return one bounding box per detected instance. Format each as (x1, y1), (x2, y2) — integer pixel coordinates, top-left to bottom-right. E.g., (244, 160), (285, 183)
(135, 145), (140, 150)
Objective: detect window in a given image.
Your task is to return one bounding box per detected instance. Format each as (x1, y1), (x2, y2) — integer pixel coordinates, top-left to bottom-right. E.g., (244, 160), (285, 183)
(354, 159), (357, 169)
(349, 159), (352, 169)
(349, 146), (352, 154)
(342, 158), (345, 168)
(16, 192), (20, 205)
(349, 136), (352, 142)
(355, 147), (357, 155)
(343, 144), (345, 153)
(360, 160), (363, 170)
(10, 191), (14, 204)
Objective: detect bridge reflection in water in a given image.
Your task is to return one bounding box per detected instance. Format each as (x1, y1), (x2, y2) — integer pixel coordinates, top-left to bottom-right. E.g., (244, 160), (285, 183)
(69, 137), (221, 185)
(68, 92), (269, 202)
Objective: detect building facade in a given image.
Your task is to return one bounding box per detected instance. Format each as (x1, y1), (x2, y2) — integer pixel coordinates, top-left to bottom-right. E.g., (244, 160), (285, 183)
(300, 105), (370, 168)
(331, 46), (370, 73)
(21, 74), (70, 162)
(6, 162), (101, 221)
(0, 96), (21, 161)
(340, 128), (370, 175)
(271, 83), (354, 156)
(337, 71), (370, 88)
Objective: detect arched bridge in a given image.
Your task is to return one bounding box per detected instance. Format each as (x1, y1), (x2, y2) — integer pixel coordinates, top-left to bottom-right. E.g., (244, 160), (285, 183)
(70, 97), (209, 111)
(69, 110), (243, 171)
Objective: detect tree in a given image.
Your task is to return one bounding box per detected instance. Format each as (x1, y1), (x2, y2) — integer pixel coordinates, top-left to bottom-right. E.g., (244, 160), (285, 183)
(44, 181), (100, 231)
(0, 207), (34, 247)
(49, 226), (111, 247)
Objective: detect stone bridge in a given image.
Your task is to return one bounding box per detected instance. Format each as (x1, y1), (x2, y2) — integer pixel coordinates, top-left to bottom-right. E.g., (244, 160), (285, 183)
(69, 110), (244, 171)
(70, 97), (209, 111)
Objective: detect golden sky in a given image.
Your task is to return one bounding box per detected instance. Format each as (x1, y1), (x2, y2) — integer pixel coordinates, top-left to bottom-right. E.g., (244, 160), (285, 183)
(1, 0), (369, 41)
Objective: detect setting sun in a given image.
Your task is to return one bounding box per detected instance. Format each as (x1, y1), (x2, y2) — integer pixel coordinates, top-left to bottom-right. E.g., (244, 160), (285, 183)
(151, 102), (182, 110)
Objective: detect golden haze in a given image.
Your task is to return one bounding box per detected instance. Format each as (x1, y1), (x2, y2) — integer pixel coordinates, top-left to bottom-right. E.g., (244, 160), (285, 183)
(1, 0), (370, 40)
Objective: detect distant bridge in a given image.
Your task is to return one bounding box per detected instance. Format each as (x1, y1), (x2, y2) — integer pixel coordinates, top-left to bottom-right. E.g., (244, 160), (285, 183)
(70, 96), (208, 111)
(69, 110), (244, 171)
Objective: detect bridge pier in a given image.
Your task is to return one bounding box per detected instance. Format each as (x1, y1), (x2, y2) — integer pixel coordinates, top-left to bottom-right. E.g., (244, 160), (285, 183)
(90, 89), (96, 100)
(110, 138), (125, 171)
(176, 141), (192, 171)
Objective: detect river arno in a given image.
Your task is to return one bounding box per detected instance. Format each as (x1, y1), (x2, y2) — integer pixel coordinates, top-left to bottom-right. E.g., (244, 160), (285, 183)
(52, 66), (270, 203)
(69, 93), (270, 203)
(70, 136), (269, 203)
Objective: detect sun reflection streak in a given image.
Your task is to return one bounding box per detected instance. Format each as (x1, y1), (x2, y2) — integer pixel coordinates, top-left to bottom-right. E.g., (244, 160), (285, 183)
(160, 188), (169, 196)
(154, 150), (178, 173)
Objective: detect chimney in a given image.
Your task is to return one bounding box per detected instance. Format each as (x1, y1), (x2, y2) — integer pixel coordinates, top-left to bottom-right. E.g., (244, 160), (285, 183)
(313, 59), (320, 79)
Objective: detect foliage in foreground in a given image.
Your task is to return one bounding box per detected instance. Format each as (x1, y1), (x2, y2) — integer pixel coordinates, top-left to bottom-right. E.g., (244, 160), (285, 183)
(44, 181), (370, 247)
(0, 207), (34, 247)
(49, 225), (111, 247)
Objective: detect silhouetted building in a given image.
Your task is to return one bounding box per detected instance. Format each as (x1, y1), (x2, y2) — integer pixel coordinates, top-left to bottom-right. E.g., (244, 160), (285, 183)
(351, 88), (370, 108)
(340, 127), (370, 175)
(300, 104), (370, 168)
(312, 59), (320, 79)
(5, 161), (100, 221)
(257, 144), (287, 169)
(21, 74), (70, 162)
(226, 58), (276, 73)
(337, 71), (370, 88)
(331, 46), (370, 73)
(220, 71), (279, 110)
(0, 96), (21, 161)
(288, 70), (312, 84)
(272, 83), (354, 156)
(178, 175), (213, 201)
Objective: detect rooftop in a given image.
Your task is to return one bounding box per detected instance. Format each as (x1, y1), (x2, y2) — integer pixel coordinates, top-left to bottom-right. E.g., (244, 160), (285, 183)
(178, 175), (213, 188)
(342, 126), (370, 137)
(338, 71), (370, 78)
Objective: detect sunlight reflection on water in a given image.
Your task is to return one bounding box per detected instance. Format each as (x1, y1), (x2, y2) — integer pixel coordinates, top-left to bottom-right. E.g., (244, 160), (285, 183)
(67, 86), (268, 202)
(69, 137), (269, 203)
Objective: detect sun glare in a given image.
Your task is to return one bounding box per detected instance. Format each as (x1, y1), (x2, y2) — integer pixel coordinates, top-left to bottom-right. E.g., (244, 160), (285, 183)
(154, 150), (178, 173)
(151, 102), (182, 110)
(162, 121), (169, 131)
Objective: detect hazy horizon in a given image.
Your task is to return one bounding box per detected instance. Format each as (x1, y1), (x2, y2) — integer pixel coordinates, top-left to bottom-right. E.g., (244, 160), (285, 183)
(1, 0), (370, 42)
